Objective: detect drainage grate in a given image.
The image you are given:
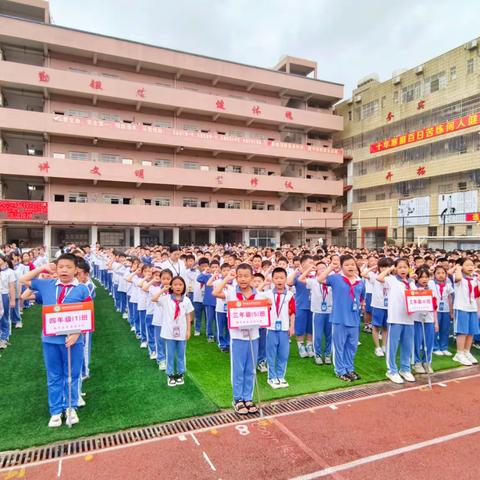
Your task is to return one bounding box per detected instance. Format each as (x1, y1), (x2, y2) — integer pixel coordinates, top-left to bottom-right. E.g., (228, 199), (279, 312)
(0, 367), (475, 470)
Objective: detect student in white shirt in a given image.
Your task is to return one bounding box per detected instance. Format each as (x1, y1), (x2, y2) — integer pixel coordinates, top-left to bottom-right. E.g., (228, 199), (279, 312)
(160, 246), (187, 283)
(0, 255), (16, 348)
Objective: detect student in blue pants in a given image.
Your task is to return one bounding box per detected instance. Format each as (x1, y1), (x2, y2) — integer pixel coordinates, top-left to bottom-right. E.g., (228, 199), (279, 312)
(209, 262), (232, 352)
(197, 260), (220, 342)
(192, 258), (209, 335)
(0, 255), (16, 349)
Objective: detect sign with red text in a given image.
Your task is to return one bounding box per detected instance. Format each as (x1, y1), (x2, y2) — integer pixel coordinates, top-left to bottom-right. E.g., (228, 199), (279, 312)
(227, 299), (271, 329)
(466, 212), (480, 222)
(370, 112), (480, 153)
(0, 200), (48, 221)
(405, 290), (434, 314)
(42, 301), (95, 336)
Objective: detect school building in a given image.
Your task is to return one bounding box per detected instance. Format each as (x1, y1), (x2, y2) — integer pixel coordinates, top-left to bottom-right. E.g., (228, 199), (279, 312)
(334, 37), (480, 250)
(0, 0), (345, 251)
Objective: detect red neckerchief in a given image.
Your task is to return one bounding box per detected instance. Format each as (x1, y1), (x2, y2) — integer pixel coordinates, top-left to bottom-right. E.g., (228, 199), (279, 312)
(171, 295), (182, 320)
(275, 292), (281, 315)
(57, 284), (73, 303)
(236, 291), (255, 301)
(341, 276), (360, 299)
(321, 284), (329, 300)
(464, 276), (474, 302)
(435, 281), (445, 298)
(396, 275), (410, 290)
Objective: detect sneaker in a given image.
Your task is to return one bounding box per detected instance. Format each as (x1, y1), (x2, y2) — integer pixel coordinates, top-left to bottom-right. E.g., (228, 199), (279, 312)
(375, 347), (385, 357)
(441, 350), (452, 356)
(14, 322), (23, 329)
(176, 374), (185, 385)
(453, 352), (473, 366)
(194, 331), (201, 337)
(48, 414), (62, 428)
(65, 408), (79, 426)
(346, 371), (361, 381)
(423, 363), (434, 374)
(167, 375), (177, 387)
(77, 396), (86, 408)
(363, 324), (372, 333)
(324, 355), (332, 365)
(314, 355), (323, 365)
(399, 371), (416, 382)
(0, 340), (8, 349)
(135, 334), (141, 340)
(140, 342), (148, 349)
(278, 378), (289, 388)
(472, 342), (480, 350)
(149, 351), (157, 360)
(122, 313), (128, 319)
(464, 351), (479, 365)
(298, 344), (308, 358)
(433, 350), (443, 356)
(305, 344), (315, 358)
(257, 360), (268, 373)
(158, 360), (166, 371)
(130, 326), (135, 332)
(267, 378), (281, 389)
(357, 341), (362, 346)
(386, 371), (404, 384)
(413, 363), (426, 374)
(207, 336), (215, 343)
(336, 373), (352, 382)
(381, 346), (386, 353)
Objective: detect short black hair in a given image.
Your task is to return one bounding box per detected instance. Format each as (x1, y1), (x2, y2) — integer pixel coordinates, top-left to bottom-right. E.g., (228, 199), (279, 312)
(76, 258), (90, 274)
(272, 267), (287, 277)
(56, 253), (78, 265)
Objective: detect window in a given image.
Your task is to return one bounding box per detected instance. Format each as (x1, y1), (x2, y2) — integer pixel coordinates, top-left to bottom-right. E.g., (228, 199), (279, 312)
(401, 81), (421, 103)
(428, 226), (437, 237)
(142, 161), (152, 167)
(448, 226), (455, 236)
(67, 109), (90, 118)
(227, 130), (245, 138)
(348, 110), (352, 121)
(406, 227), (415, 242)
(393, 91), (399, 104)
(183, 198), (199, 208)
(184, 162), (199, 169)
(467, 59), (474, 74)
(53, 153), (65, 159)
(450, 66), (457, 80)
(253, 167), (267, 175)
(144, 199), (151, 206)
(68, 192), (87, 203)
(68, 151), (89, 161)
(424, 71), (447, 94)
(154, 121), (172, 129)
(154, 159), (172, 168)
(122, 158), (133, 165)
(183, 124), (199, 132)
(54, 194), (65, 202)
(69, 67), (90, 75)
(252, 201), (265, 210)
(226, 200), (241, 209)
(100, 154), (120, 163)
(153, 198), (170, 207)
(375, 193), (386, 201)
(99, 112), (121, 122)
(226, 165), (242, 173)
(101, 72), (119, 78)
(466, 225), (473, 236)
(392, 228), (397, 239)
(104, 195), (130, 205)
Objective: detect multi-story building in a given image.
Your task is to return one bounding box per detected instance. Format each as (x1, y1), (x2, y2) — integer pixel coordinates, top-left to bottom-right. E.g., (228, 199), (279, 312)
(0, 0), (344, 252)
(335, 37), (480, 250)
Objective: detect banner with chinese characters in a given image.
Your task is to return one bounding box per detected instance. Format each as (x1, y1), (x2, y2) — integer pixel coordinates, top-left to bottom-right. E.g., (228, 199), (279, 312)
(227, 299), (271, 329)
(438, 191), (478, 224)
(42, 301), (95, 336)
(398, 196), (430, 226)
(370, 112), (480, 153)
(405, 290), (434, 314)
(466, 212), (480, 222)
(0, 200), (48, 221)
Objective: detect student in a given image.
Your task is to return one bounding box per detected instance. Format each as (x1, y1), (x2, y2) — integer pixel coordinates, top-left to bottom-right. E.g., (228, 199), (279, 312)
(363, 256), (378, 333)
(160, 245), (187, 282)
(197, 260), (220, 342)
(213, 264), (261, 415)
(19, 254), (92, 427)
(368, 257), (394, 357)
(262, 267), (295, 388)
(377, 258), (416, 384)
(143, 269), (162, 359)
(209, 263), (232, 353)
(452, 259), (479, 366)
(413, 267), (439, 374)
(253, 272), (268, 372)
(192, 257), (209, 336)
(9, 254), (23, 329)
(185, 254), (197, 304)
(317, 255), (365, 382)
(298, 262), (332, 365)
(431, 266), (454, 356)
(159, 276), (193, 386)
(0, 255), (15, 349)
(287, 255), (315, 359)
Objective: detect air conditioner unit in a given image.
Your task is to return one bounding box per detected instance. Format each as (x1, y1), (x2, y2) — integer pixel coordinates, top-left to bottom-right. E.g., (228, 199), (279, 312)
(347, 98), (353, 105)
(466, 39), (478, 50)
(415, 65), (424, 74)
(392, 76), (401, 85)
(458, 182), (467, 191)
(354, 95), (362, 103)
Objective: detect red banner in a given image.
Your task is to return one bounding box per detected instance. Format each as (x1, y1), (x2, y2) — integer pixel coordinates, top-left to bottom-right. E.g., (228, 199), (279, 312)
(0, 200), (48, 221)
(370, 112), (480, 154)
(466, 213), (480, 222)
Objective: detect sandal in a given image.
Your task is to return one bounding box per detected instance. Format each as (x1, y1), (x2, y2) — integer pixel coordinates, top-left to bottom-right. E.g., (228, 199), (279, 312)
(244, 401), (259, 414)
(232, 400), (248, 415)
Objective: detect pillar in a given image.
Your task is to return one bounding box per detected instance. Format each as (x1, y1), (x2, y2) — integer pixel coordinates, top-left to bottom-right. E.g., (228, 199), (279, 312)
(43, 225), (52, 259)
(172, 227), (180, 245)
(125, 228), (131, 247)
(273, 229), (281, 248)
(209, 228), (216, 244)
(242, 229), (249, 246)
(90, 225), (98, 246)
(158, 229), (164, 245)
(133, 226), (140, 247)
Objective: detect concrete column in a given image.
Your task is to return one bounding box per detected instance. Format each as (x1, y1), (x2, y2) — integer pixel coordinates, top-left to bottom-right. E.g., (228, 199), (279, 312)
(133, 226), (140, 247)
(43, 225), (52, 259)
(125, 228), (131, 247)
(209, 228), (216, 244)
(172, 227), (180, 245)
(191, 229), (196, 244)
(273, 229), (281, 248)
(90, 225), (98, 246)
(158, 229), (164, 245)
(242, 229), (249, 246)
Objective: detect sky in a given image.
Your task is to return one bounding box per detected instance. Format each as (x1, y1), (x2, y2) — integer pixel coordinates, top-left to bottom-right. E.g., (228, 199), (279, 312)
(49, 0), (479, 98)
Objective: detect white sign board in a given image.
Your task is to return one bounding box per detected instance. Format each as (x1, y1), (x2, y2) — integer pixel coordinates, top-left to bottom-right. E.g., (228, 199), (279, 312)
(398, 196), (430, 226)
(438, 190), (478, 223)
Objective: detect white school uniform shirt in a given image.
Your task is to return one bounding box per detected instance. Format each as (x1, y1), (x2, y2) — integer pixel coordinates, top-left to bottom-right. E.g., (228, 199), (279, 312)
(385, 276), (416, 325)
(225, 285), (260, 340)
(160, 259), (187, 282)
(193, 270), (205, 303)
(117, 265), (128, 293)
(136, 279), (148, 310)
(453, 276), (478, 312)
(0, 267), (16, 294)
(364, 269), (376, 294)
(159, 295), (194, 341)
(33, 255), (47, 268)
(306, 278), (332, 314)
(371, 278), (389, 310)
(151, 286), (168, 326)
(262, 289), (295, 331)
(129, 275), (141, 303)
(111, 261), (121, 285)
(185, 268), (198, 294)
(214, 278), (237, 313)
(428, 280), (453, 313)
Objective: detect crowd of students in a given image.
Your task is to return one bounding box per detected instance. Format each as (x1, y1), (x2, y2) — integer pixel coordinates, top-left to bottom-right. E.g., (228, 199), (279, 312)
(2, 241), (479, 422)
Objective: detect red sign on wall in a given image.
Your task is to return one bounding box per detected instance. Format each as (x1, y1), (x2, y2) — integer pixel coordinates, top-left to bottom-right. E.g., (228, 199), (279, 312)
(0, 200), (48, 221)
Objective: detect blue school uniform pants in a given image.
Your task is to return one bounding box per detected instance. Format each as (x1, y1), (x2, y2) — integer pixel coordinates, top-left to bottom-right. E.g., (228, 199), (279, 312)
(165, 339), (186, 375)
(145, 314), (155, 354)
(414, 321), (435, 364)
(138, 309), (147, 342)
(118, 291), (127, 315)
(386, 323), (414, 375)
(313, 312), (332, 357)
(204, 305), (215, 338)
(230, 338), (258, 402)
(266, 330), (290, 380)
(154, 326), (166, 363)
(42, 340), (84, 415)
(0, 293), (11, 341)
(81, 332), (92, 378)
(128, 300), (136, 327)
(258, 328), (267, 363)
(10, 298), (21, 326)
(193, 302), (204, 333)
(215, 312), (230, 349)
(332, 324), (359, 376)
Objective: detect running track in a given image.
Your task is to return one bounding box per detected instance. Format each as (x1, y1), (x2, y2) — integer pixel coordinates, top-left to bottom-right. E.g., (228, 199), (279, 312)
(2, 371), (479, 480)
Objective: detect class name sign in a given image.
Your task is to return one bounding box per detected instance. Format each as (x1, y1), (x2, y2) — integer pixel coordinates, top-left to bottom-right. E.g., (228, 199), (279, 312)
(227, 299), (271, 329)
(42, 301), (95, 336)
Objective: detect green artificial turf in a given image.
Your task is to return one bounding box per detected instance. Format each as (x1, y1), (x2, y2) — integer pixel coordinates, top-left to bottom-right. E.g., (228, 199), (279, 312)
(0, 285), (218, 452)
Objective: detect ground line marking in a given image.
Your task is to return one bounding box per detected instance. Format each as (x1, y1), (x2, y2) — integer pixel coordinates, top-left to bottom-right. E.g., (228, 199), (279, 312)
(57, 459), (62, 478)
(290, 425), (480, 480)
(190, 433), (200, 446)
(202, 451), (216, 471)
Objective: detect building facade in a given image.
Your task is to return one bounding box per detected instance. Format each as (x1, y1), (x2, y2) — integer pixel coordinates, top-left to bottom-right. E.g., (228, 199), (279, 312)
(335, 38), (480, 250)
(0, 0), (344, 252)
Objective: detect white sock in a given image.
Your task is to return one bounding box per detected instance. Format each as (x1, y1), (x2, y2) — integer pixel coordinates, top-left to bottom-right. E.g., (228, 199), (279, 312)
(297, 341), (304, 348)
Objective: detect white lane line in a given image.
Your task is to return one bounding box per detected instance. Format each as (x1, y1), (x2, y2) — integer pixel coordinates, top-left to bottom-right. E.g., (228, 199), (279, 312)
(57, 459), (62, 477)
(438, 383), (448, 387)
(203, 451), (216, 471)
(329, 405), (338, 410)
(178, 434), (187, 442)
(290, 425), (480, 480)
(190, 432), (200, 446)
